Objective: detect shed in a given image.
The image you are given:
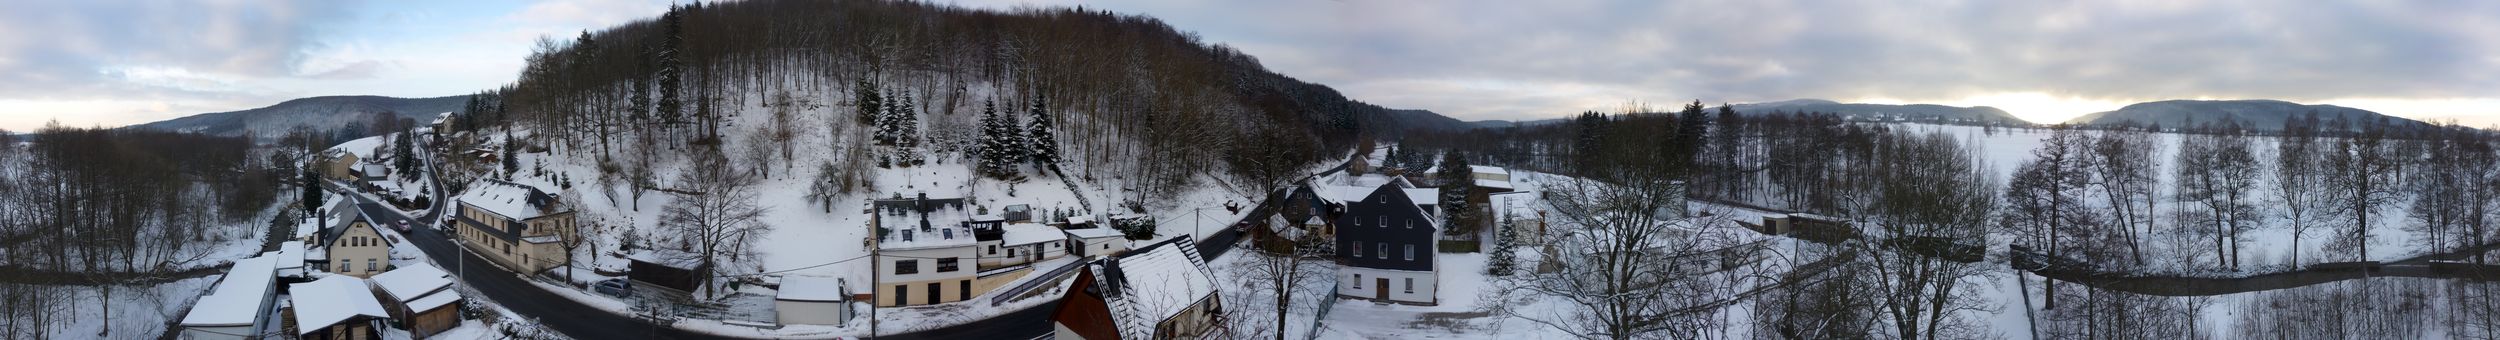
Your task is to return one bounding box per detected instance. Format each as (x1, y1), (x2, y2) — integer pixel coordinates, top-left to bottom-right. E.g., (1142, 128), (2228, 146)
(628, 250), (709, 293)
(775, 276), (857, 326)
(290, 275), (389, 340)
(369, 263), (462, 339)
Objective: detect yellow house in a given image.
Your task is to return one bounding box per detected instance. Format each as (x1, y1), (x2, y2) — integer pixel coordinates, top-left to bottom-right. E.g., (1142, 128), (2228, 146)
(452, 180), (576, 274)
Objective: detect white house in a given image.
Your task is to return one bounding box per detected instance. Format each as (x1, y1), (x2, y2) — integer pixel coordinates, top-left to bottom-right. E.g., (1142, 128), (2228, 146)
(979, 223), (1072, 269)
(178, 253), (279, 340)
(1334, 183), (1441, 305)
(774, 275), (858, 326)
(1064, 228), (1129, 257)
(869, 194), (981, 307)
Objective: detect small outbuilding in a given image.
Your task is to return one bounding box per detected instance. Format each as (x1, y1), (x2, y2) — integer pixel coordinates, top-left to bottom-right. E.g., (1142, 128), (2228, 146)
(775, 276), (858, 326)
(290, 275), (390, 340)
(369, 263), (464, 339)
(178, 254), (280, 340)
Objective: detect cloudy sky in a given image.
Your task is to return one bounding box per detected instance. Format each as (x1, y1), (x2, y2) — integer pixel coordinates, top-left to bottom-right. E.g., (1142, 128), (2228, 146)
(7, 0), (2500, 131)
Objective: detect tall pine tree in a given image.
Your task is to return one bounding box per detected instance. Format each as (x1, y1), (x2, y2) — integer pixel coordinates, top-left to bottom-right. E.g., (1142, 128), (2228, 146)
(1437, 150), (1479, 237)
(976, 100), (1025, 178)
(853, 79), (881, 125)
(1024, 89), (1059, 167)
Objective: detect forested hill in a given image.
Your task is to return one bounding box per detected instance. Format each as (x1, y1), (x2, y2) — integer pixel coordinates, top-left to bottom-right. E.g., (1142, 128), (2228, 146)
(129, 95), (468, 140)
(1733, 99), (2027, 125)
(2065, 99), (2433, 131)
(474, 0), (1443, 185)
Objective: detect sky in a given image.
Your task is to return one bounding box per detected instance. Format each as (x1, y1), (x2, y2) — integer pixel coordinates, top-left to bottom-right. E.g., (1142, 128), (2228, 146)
(5, 0), (2499, 131)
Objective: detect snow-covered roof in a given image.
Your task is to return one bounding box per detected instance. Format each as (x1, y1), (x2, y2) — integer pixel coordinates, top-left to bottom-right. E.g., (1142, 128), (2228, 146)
(456, 179), (567, 222)
(326, 136), (384, 159)
(179, 254), (278, 327)
(874, 197), (976, 250)
(1475, 179), (1514, 190)
(1104, 237), (1217, 339)
(1064, 228), (1124, 240)
(1403, 188), (1440, 206)
(289, 275), (388, 333)
(369, 262), (452, 303)
(1066, 215), (1095, 225)
(1001, 223), (1064, 246)
(276, 243), (304, 270)
(405, 289), (462, 313)
(522, 235), (563, 244)
(1312, 184), (1372, 204)
(1472, 166), (1511, 176)
(1489, 192), (1538, 223)
(360, 164), (390, 177)
(776, 276), (847, 302)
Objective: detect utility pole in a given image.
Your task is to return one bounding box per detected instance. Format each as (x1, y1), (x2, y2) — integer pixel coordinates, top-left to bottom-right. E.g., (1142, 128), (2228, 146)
(869, 209), (881, 340)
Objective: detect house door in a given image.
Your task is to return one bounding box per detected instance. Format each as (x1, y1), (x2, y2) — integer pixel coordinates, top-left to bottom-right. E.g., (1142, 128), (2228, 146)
(1375, 278), (1390, 300)
(928, 282), (941, 303)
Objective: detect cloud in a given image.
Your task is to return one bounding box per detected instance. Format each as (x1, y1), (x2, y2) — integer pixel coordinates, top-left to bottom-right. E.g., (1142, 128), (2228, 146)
(949, 0), (2500, 121)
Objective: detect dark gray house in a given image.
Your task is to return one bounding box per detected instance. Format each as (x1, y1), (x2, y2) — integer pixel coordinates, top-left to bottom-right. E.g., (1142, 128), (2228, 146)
(1332, 182), (1440, 305)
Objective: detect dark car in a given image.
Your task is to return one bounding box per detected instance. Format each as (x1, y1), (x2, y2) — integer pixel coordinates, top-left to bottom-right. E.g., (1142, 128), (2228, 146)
(594, 279), (634, 298)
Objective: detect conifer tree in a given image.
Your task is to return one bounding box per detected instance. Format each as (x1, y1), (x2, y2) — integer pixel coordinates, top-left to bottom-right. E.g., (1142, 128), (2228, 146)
(976, 100), (1025, 178)
(1024, 89), (1059, 167)
(1437, 150), (1479, 236)
(853, 79), (880, 125)
(1488, 213), (1518, 276)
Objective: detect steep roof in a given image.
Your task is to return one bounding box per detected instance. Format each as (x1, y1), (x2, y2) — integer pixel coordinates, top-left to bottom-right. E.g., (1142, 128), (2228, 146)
(289, 275), (389, 334)
(1100, 236), (1216, 340)
(179, 254), (279, 327)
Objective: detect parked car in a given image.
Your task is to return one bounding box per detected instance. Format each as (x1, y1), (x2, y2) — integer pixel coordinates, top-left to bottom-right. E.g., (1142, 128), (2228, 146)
(595, 279), (634, 298)
(395, 219), (411, 232)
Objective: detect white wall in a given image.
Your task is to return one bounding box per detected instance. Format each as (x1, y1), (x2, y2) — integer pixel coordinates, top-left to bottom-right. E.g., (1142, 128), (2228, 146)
(1337, 267), (1438, 305)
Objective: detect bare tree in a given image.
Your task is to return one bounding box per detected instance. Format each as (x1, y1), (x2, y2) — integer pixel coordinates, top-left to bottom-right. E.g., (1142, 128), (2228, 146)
(2324, 118), (2403, 261)
(663, 149), (772, 299)
(2085, 128), (2159, 265)
(2177, 121), (2261, 270)
(2272, 112), (2327, 265)
(1499, 169), (1762, 339)
(1862, 132), (1998, 340)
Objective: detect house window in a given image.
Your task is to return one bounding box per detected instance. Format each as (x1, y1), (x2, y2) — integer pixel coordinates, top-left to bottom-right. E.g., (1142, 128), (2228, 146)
(1377, 216), (1385, 228)
(1352, 242), (1362, 257)
(1405, 278), (1414, 293)
(368, 259), (378, 272)
(1377, 243), (1387, 259)
(340, 262), (351, 272)
(1353, 274), (1362, 288)
(895, 260), (919, 275)
(937, 258), (959, 272)
(989, 245), (997, 255)
(1404, 245), (1414, 260)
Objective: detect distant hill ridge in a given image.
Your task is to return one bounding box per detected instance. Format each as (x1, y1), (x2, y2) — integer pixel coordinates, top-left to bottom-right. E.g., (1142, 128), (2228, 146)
(2064, 99), (2430, 131)
(129, 95), (468, 139)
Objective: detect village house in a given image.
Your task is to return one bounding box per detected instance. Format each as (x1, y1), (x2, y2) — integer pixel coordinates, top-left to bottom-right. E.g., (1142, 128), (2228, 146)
(317, 210), (392, 278)
(290, 275), (390, 340)
(368, 263), (464, 339)
(178, 253), (279, 340)
(1334, 182), (1442, 305)
(1049, 236), (1223, 340)
(977, 222), (1073, 269)
(452, 179), (577, 274)
(318, 150), (361, 182)
(774, 275), (860, 326)
(868, 194), (982, 307)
